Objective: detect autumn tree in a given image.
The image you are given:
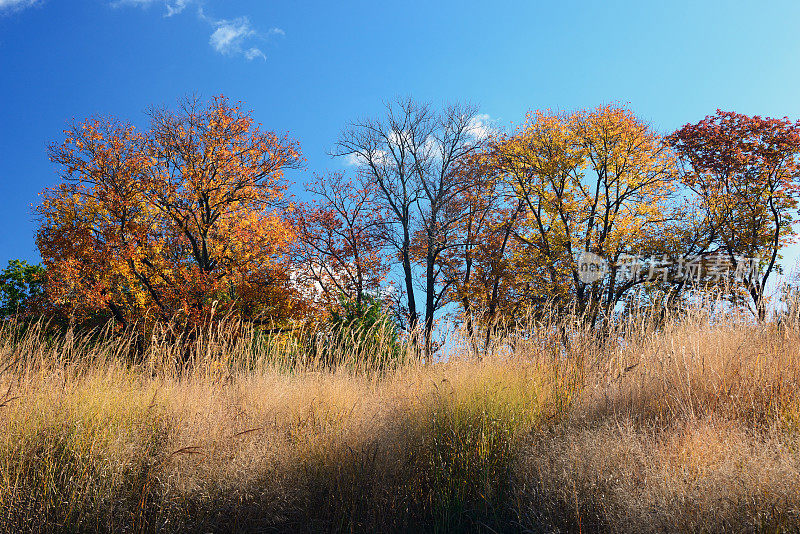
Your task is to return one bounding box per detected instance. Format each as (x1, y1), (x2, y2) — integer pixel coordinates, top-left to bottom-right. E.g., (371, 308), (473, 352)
(437, 152), (527, 342)
(37, 95), (305, 328)
(668, 111), (800, 320)
(334, 97), (488, 355)
(489, 104), (687, 324)
(293, 172), (388, 313)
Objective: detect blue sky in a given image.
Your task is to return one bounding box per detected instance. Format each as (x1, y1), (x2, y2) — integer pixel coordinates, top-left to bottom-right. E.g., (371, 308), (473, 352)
(2, 0), (800, 273)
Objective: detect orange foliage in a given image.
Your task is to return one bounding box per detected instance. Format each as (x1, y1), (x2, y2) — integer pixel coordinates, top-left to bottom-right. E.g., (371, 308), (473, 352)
(37, 95), (307, 327)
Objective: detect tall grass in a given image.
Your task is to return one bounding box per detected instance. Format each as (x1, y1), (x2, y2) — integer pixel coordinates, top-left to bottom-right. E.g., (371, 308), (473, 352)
(1, 304), (799, 532)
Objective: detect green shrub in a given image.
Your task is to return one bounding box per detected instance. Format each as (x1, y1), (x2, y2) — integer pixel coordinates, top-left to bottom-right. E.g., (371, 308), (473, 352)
(320, 294), (403, 368)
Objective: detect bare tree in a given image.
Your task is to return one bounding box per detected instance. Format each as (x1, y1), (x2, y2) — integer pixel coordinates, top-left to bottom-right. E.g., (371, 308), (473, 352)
(335, 97), (487, 356)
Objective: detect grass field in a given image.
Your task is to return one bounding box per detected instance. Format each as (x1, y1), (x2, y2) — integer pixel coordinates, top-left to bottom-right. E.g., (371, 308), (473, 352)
(1, 306), (800, 533)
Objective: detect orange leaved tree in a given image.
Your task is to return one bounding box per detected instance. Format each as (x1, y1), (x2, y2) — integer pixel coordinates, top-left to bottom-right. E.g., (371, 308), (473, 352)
(37, 95), (305, 328)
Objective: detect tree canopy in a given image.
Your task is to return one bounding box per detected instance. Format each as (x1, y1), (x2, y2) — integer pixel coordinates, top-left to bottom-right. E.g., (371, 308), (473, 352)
(27, 96), (800, 345)
(37, 95), (308, 328)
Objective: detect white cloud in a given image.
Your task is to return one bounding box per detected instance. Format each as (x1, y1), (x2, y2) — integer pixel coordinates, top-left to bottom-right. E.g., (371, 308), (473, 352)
(201, 9), (279, 60)
(113, 1), (281, 60)
(208, 17), (268, 61)
(344, 153), (364, 166)
(209, 17), (253, 54)
(342, 119), (493, 168)
(0, 0), (39, 14)
(244, 47), (266, 61)
(423, 135), (443, 161)
(467, 114), (495, 141)
(164, 0), (187, 16)
(344, 150), (389, 167)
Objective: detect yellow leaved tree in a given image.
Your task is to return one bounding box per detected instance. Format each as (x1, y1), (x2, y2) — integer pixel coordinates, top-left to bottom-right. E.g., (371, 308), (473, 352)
(488, 104), (689, 324)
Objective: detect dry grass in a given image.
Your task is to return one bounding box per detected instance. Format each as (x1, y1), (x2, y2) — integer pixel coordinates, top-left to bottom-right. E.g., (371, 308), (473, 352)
(1, 307), (800, 533)
(514, 307), (800, 533)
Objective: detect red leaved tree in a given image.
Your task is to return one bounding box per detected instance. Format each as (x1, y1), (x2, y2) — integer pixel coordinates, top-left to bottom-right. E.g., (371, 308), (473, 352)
(668, 110), (800, 320)
(292, 172), (388, 313)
